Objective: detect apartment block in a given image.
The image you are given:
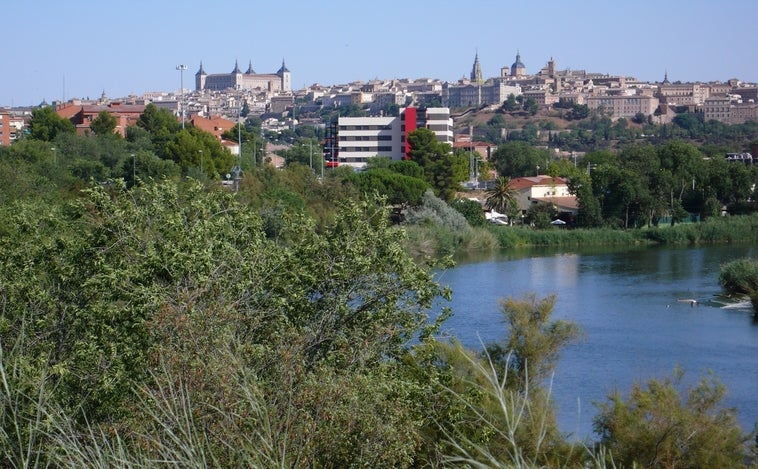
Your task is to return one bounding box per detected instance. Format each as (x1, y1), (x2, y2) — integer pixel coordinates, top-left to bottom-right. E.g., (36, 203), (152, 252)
(0, 110), (24, 146)
(335, 107), (454, 169)
(0, 111), (10, 146)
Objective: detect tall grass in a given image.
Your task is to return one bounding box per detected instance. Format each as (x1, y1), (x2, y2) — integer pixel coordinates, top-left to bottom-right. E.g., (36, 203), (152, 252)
(484, 214), (758, 251)
(439, 348), (615, 468)
(487, 225), (645, 249)
(645, 213), (758, 245)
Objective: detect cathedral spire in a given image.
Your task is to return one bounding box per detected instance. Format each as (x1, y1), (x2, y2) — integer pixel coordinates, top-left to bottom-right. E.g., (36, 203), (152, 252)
(196, 61), (206, 76)
(277, 58), (290, 74)
(246, 60), (255, 74)
(232, 59), (241, 74)
(470, 50), (483, 84)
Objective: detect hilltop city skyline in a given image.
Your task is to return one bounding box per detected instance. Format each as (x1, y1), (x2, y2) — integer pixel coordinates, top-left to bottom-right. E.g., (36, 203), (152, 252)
(3, 0), (758, 107)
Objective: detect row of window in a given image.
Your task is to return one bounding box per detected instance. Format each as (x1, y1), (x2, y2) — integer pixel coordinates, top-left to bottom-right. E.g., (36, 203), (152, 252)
(339, 125), (393, 131)
(339, 146), (393, 152)
(339, 135), (393, 141)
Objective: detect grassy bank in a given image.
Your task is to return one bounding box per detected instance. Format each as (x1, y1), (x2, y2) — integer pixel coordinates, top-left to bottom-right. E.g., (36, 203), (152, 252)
(404, 214), (758, 259)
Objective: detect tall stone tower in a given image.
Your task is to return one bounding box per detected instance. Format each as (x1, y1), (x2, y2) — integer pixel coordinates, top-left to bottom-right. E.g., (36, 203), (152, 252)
(195, 61), (207, 91)
(277, 59), (291, 92)
(232, 59), (243, 89)
(471, 51), (483, 84)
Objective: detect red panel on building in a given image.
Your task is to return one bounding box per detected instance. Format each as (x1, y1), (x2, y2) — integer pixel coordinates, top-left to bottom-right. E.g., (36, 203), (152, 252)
(403, 107), (417, 159)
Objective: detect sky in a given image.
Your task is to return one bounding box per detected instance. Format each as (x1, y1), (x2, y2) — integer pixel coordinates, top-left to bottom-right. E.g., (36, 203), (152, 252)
(3, 0), (758, 107)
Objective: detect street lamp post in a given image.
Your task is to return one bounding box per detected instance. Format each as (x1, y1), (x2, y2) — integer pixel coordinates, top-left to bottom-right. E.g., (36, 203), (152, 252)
(131, 153), (135, 185)
(176, 64), (187, 129)
(237, 87), (243, 171)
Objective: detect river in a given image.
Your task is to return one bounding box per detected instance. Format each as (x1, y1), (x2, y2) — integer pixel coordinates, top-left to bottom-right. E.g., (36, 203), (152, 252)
(433, 244), (758, 440)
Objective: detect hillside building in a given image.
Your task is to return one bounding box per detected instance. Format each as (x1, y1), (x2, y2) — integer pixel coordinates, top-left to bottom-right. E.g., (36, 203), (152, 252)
(585, 94), (659, 119)
(195, 60), (291, 93)
(56, 101), (146, 136)
(0, 110), (24, 146)
(332, 107), (454, 169)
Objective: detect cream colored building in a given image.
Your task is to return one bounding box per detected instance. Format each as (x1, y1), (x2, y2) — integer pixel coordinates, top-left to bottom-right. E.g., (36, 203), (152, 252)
(336, 107), (453, 169)
(508, 175), (577, 216)
(195, 60), (291, 93)
(585, 94), (659, 118)
(657, 82), (708, 106)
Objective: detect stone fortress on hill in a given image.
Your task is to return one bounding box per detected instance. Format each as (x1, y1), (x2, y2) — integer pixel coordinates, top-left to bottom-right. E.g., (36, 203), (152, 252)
(194, 59), (291, 93)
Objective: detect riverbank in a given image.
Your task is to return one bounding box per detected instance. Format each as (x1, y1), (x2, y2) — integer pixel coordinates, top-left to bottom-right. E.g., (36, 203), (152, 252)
(403, 213), (758, 259)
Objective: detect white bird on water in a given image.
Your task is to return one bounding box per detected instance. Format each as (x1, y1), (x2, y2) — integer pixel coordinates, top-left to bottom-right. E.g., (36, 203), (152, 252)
(677, 298), (698, 307)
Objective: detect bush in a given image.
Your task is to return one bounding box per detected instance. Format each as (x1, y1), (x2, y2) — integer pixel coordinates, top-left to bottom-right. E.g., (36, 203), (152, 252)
(404, 190), (472, 234)
(451, 197), (486, 227)
(593, 369), (749, 468)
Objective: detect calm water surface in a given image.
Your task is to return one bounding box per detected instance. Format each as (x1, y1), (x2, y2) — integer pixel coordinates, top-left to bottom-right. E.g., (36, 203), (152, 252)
(434, 244), (758, 439)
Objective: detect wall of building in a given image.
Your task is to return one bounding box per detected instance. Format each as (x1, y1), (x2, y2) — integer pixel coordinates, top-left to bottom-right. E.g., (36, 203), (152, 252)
(335, 107), (453, 169)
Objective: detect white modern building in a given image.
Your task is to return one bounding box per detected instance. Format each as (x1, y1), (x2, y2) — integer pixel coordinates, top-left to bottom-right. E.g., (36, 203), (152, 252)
(334, 107), (454, 168)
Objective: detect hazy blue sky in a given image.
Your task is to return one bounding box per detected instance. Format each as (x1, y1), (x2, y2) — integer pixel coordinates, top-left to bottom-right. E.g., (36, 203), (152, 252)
(3, 0), (757, 107)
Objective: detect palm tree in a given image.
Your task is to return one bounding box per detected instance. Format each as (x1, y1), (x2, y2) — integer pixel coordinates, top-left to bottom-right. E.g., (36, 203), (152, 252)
(485, 176), (519, 217)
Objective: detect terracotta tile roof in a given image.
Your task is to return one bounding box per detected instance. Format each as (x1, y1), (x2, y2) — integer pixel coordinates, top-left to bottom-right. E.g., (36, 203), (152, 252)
(190, 115), (236, 138)
(508, 175), (567, 190)
(533, 195), (579, 210)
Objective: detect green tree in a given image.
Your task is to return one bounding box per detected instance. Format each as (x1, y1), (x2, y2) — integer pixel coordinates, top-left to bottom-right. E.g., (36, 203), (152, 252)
(276, 138), (320, 169)
(451, 197), (486, 226)
(594, 369), (748, 468)
(502, 94), (519, 112)
(484, 176), (519, 219)
(632, 112), (647, 124)
(490, 141), (549, 178)
(347, 168), (430, 206)
(163, 127), (234, 176)
(525, 202), (557, 229)
(28, 106), (75, 141)
(485, 294), (581, 389)
(566, 104), (590, 120)
(135, 103), (181, 135)
(459, 294), (582, 465)
(524, 97), (539, 116)
(89, 110), (118, 136)
(388, 159), (425, 179)
(407, 128), (466, 201)
(122, 149), (180, 186)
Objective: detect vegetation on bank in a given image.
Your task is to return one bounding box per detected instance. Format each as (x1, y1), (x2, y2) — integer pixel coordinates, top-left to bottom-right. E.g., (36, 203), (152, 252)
(720, 257), (758, 314)
(0, 179), (755, 468)
(405, 211), (758, 258)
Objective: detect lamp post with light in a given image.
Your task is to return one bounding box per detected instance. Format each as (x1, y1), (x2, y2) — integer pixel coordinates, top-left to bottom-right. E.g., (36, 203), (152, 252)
(176, 64), (187, 129)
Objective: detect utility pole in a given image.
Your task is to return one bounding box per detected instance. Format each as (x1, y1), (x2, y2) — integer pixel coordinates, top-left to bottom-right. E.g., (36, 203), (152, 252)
(176, 64), (187, 129)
